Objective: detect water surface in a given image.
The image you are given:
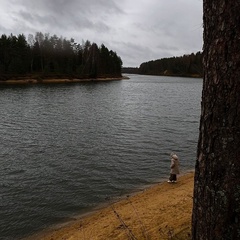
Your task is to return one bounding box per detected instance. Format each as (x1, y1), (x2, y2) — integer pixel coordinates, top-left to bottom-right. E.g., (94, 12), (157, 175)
(0, 75), (202, 239)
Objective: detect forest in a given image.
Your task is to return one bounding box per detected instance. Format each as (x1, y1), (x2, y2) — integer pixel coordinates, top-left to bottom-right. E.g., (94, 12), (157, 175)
(122, 52), (203, 78)
(0, 32), (122, 80)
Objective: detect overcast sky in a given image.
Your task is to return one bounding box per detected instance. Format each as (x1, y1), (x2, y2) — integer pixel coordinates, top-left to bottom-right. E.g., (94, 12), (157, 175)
(0, 0), (203, 67)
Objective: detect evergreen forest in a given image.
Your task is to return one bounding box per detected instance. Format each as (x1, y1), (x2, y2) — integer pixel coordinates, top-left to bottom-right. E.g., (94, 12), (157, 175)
(123, 52), (203, 78)
(0, 32), (122, 80)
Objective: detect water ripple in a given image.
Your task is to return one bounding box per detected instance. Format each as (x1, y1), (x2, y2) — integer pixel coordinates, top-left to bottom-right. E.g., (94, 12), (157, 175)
(0, 75), (202, 239)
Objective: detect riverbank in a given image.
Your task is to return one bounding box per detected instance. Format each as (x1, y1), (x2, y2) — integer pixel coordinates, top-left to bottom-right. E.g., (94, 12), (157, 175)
(25, 172), (194, 240)
(0, 76), (129, 85)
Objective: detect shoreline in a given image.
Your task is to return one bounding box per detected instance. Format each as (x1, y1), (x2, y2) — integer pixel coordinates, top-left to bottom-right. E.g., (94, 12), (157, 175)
(0, 76), (129, 85)
(24, 171), (194, 240)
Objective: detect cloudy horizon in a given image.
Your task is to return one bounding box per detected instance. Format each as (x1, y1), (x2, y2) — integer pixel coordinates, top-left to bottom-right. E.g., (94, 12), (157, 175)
(0, 0), (203, 67)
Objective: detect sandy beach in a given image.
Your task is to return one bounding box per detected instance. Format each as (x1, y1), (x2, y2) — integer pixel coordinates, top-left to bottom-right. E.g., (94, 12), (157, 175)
(0, 76), (129, 85)
(25, 172), (194, 240)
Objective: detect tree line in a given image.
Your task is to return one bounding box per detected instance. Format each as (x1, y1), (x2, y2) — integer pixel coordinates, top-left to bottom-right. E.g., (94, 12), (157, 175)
(0, 32), (122, 80)
(122, 52), (203, 78)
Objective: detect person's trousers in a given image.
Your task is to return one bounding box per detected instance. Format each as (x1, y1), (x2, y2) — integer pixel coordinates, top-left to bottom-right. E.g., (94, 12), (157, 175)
(169, 174), (177, 181)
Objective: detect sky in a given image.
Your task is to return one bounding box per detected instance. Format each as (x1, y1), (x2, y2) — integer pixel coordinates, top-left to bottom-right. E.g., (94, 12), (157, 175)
(0, 0), (203, 67)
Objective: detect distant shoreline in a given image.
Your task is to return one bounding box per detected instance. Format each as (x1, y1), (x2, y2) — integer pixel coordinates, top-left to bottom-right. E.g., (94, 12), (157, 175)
(122, 72), (202, 78)
(0, 76), (130, 85)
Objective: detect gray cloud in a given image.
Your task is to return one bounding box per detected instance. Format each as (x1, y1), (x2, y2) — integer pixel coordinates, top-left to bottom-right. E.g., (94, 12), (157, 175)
(0, 0), (202, 67)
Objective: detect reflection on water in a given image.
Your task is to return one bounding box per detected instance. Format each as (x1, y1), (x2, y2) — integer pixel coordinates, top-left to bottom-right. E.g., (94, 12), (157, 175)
(0, 75), (202, 239)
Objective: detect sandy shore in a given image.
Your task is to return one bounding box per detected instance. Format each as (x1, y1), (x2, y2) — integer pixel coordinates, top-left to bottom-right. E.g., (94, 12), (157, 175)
(25, 172), (194, 240)
(0, 76), (129, 85)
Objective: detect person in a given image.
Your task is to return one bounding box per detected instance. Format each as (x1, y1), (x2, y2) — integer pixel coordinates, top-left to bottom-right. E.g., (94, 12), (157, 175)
(168, 152), (180, 183)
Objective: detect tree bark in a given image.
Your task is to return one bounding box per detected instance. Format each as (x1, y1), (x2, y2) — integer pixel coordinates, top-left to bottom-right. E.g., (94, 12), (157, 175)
(192, 1), (240, 239)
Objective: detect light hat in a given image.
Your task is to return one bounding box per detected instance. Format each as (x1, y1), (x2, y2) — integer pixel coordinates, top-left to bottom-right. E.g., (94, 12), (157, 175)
(171, 153), (178, 160)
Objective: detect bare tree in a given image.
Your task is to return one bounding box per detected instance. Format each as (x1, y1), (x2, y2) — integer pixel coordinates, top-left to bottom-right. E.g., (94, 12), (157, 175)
(192, 1), (240, 239)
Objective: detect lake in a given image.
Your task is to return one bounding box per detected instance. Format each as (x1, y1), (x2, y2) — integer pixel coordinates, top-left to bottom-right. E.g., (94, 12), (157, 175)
(0, 74), (202, 239)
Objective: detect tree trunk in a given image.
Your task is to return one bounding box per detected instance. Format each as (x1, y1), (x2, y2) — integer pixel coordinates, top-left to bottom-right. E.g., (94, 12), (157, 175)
(192, 1), (240, 239)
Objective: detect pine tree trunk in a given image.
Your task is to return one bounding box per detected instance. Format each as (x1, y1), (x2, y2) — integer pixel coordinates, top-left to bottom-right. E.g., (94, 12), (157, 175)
(192, 1), (240, 239)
